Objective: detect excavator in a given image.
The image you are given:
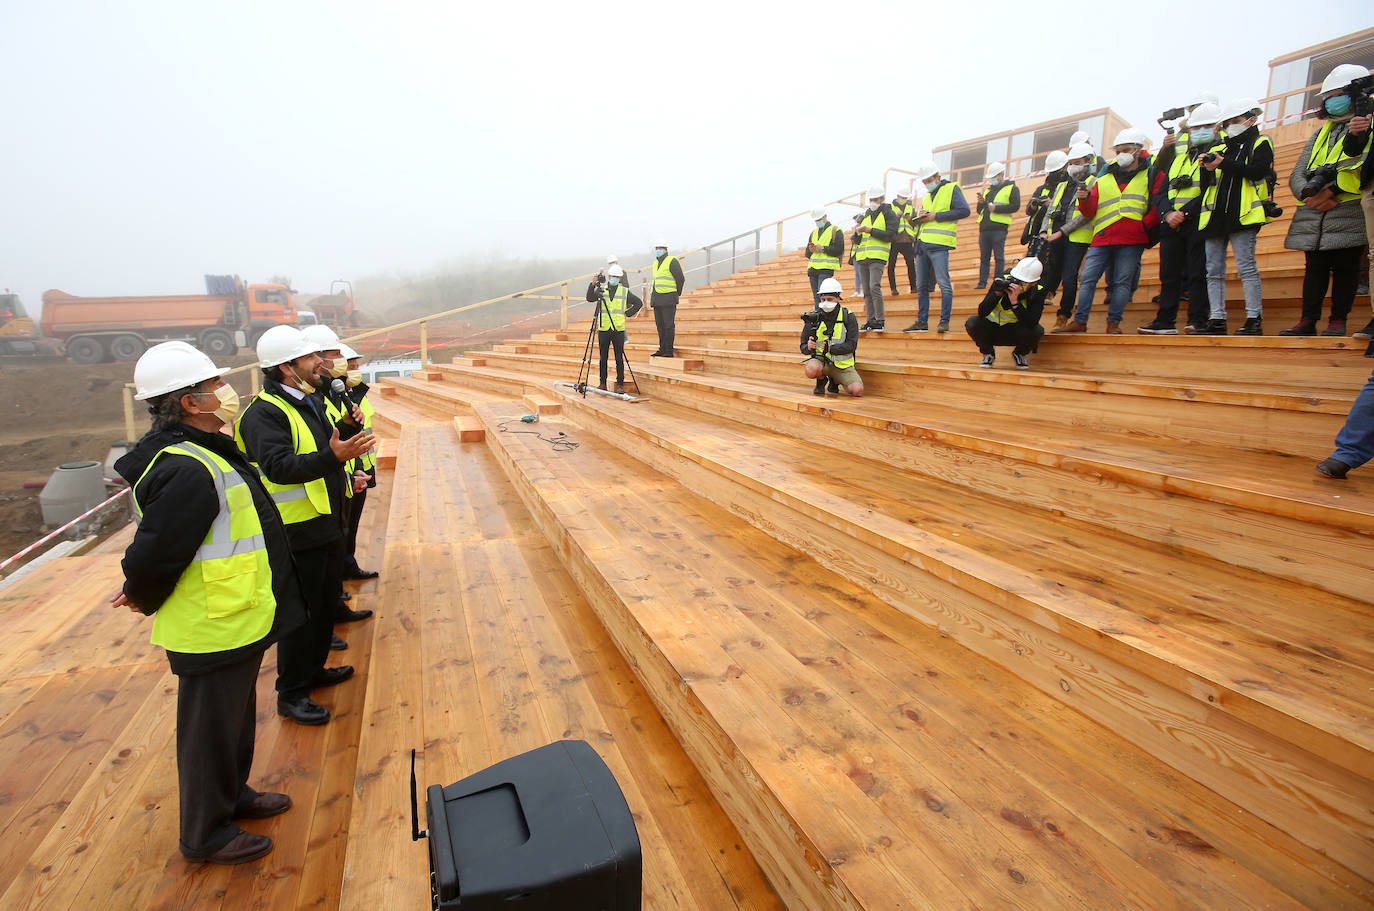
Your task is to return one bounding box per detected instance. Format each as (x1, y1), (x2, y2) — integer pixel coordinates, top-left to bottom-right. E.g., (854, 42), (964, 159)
(0, 291), (57, 356)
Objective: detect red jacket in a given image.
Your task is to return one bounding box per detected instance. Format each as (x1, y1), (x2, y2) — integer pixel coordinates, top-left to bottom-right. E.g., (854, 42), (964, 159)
(1077, 167), (1163, 247)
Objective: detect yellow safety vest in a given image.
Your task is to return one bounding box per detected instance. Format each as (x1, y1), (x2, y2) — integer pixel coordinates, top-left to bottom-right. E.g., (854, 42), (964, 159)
(917, 183), (960, 249)
(1199, 135), (1273, 230)
(357, 395), (376, 472)
(599, 284), (629, 331)
(134, 441), (276, 654)
(321, 394), (356, 500)
(808, 224), (842, 271)
(984, 284), (1042, 326)
(1165, 145), (1210, 209)
(1091, 168), (1151, 236)
(813, 307), (855, 369)
(1307, 121), (1370, 202)
(652, 256), (680, 294)
(856, 207), (894, 262)
(893, 201), (916, 239)
(982, 182), (1015, 226)
(1049, 180), (1094, 244)
(234, 391), (333, 524)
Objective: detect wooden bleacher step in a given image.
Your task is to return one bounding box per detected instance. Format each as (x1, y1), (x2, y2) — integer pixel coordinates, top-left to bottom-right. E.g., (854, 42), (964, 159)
(541, 389), (1374, 885)
(521, 394), (561, 416)
(648, 354), (705, 371)
(452, 415), (484, 442)
(471, 400), (1364, 911)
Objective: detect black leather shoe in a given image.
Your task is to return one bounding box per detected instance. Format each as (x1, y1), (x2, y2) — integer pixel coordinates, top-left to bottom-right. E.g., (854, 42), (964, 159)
(277, 695), (330, 725)
(183, 830), (274, 865)
(1316, 458), (1352, 479)
(330, 634), (348, 651)
(311, 665), (355, 688)
(343, 567), (379, 580)
(335, 604), (373, 623)
(235, 792), (292, 820)
(340, 590), (352, 601)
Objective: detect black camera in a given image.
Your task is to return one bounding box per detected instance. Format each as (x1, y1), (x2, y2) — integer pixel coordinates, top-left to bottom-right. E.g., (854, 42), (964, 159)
(1199, 152), (1221, 166)
(1301, 163), (1341, 199)
(799, 309), (823, 330)
(1262, 199), (1284, 219)
(988, 276), (1011, 295)
(1158, 106), (1186, 128)
(1169, 174), (1194, 190)
(1349, 74), (1374, 117)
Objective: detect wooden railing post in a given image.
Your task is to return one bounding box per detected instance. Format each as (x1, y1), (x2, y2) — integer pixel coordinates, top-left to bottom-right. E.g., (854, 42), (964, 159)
(249, 368), (260, 396)
(776, 221), (784, 257)
(122, 384), (137, 442)
(560, 283), (568, 331)
(420, 321), (429, 366)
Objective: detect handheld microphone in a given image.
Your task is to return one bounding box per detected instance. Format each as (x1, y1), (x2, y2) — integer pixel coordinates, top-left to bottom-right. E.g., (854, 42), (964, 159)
(331, 378), (352, 403)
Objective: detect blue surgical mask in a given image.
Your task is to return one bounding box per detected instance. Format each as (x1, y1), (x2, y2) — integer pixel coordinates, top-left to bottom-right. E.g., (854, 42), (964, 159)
(607, 278), (619, 287)
(923, 179), (939, 192)
(655, 249), (666, 259)
(1325, 95), (1353, 117)
(1190, 127), (1215, 145)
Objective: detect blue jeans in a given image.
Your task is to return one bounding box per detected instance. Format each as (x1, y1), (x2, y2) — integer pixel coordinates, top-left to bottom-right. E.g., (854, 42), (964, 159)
(916, 242), (953, 324)
(1074, 244), (1144, 325)
(1332, 366), (1374, 469)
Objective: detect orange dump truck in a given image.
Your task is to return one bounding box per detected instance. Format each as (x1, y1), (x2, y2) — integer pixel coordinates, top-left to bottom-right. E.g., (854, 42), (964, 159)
(39, 275), (299, 364)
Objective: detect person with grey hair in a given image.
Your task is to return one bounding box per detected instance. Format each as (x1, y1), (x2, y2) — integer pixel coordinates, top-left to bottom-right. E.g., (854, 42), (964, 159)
(114, 342), (307, 865)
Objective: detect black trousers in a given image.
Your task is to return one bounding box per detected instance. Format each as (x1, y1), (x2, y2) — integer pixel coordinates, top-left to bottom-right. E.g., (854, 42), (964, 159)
(965, 315), (1044, 355)
(1156, 226), (1208, 326)
(276, 540), (340, 699)
(653, 305), (676, 354)
(1055, 241), (1090, 318)
(177, 650), (264, 856)
(807, 268), (835, 304)
(598, 329), (626, 385)
(344, 485), (367, 572)
(887, 242), (917, 293)
(1040, 235), (1067, 298)
(1302, 247), (1362, 322)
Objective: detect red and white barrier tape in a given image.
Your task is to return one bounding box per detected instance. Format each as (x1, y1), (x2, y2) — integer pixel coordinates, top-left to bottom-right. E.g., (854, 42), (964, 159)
(0, 487), (131, 573)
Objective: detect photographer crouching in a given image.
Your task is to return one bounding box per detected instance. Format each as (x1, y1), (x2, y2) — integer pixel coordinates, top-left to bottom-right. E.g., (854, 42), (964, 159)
(965, 257), (1047, 369)
(800, 277), (864, 397)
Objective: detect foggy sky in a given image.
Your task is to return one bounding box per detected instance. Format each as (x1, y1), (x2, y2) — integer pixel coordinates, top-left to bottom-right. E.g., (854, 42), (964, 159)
(2, 0), (1366, 315)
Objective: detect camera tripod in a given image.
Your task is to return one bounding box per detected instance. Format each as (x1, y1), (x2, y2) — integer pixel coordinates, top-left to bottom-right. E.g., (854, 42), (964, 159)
(554, 289), (644, 402)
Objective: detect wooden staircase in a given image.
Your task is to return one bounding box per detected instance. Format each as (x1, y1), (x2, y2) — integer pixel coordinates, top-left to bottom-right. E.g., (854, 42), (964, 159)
(368, 130), (1374, 907)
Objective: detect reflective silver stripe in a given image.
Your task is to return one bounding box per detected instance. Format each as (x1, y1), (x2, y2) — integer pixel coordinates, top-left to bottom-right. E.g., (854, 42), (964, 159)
(195, 533), (269, 562)
(271, 487), (309, 504)
(921, 224), (957, 237)
(157, 443), (269, 563)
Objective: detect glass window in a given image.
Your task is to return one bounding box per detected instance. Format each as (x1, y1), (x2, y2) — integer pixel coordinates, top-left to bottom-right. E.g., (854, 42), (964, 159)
(1078, 115), (1105, 150)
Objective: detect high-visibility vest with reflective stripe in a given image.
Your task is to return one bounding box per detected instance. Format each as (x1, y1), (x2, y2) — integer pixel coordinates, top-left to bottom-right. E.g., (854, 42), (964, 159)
(599, 284), (629, 331)
(983, 181), (1015, 226)
(984, 283), (1042, 326)
(1166, 145), (1211, 208)
(1091, 168), (1151, 236)
(1049, 179), (1094, 243)
(1307, 121), (1370, 202)
(653, 256), (680, 294)
(917, 183), (960, 249)
(321, 394), (356, 500)
(357, 395), (376, 471)
(134, 441), (276, 653)
(808, 224), (842, 271)
(893, 202), (916, 239)
(233, 392), (333, 524)
(814, 307), (855, 369)
(856, 208), (894, 262)
(1199, 135), (1273, 230)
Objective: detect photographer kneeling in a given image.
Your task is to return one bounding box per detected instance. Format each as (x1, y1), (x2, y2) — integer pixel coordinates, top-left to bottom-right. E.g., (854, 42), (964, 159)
(965, 257), (1047, 369)
(800, 277), (864, 397)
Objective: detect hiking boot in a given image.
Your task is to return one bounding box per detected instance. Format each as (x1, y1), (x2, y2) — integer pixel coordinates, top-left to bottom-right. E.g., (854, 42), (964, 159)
(1322, 319), (1347, 337)
(1353, 319), (1374, 339)
(1316, 458), (1352, 479)
(1052, 314), (1069, 330)
(614, 382), (625, 394)
(1053, 320), (1087, 333)
(1012, 352), (1029, 369)
(812, 376), (826, 396)
(1137, 321), (1178, 335)
(936, 320), (949, 333)
(1105, 321), (1122, 335)
(596, 382), (607, 390)
(1195, 319), (1228, 336)
(1278, 320), (1316, 337)
(902, 321), (929, 333)
(826, 379), (839, 395)
(978, 353), (995, 368)
(1235, 317), (1264, 336)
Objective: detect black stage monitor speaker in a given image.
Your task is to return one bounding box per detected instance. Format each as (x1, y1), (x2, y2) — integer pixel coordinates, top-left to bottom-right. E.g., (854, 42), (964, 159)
(419, 739), (641, 910)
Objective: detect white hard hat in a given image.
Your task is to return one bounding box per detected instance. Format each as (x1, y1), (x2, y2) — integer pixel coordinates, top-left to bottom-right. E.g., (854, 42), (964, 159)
(1321, 64), (1370, 96)
(133, 341), (229, 401)
(1044, 150), (1069, 171)
(606, 253), (618, 264)
(811, 208), (827, 220)
(1188, 90), (1220, 108)
(818, 277), (843, 296)
(914, 162), (939, 180)
(300, 323), (342, 351)
(654, 238), (668, 249)
(1218, 97), (1262, 123)
(607, 265), (625, 278)
(1009, 258), (1043, 283)
(257, 324), (318, 369)
(1187, 102), (1222, 127)
(868, 185), (886, 199)
(892, 188), (910, 198)
(1067, 141), (1095, 161)
(986, 161), (1005, 178)
(339, 343), (360, 360)
(1069, 130), (1090, 146)
(1112, 127), (1148, 149)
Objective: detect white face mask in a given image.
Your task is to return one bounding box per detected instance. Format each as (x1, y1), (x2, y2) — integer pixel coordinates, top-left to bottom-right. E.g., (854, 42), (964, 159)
(818, 299), (838, 312)
(1067, 164), (1089, 180)
(1224, 118), (1251, 136)
(869, 200), (883, 210)
(1114, 151), (1137, 169)
(194, 385), (240, 423)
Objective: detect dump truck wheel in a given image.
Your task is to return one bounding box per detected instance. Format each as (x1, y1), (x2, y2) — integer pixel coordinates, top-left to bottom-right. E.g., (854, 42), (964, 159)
(66, 336), (106, 365)
(108, 334), (145, 363)
(199, 329), (236, 357)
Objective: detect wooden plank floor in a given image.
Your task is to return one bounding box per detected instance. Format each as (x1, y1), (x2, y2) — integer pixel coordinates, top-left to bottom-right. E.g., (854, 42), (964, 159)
(339, 421), (783, 910)
(0, 474), (390, 910)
